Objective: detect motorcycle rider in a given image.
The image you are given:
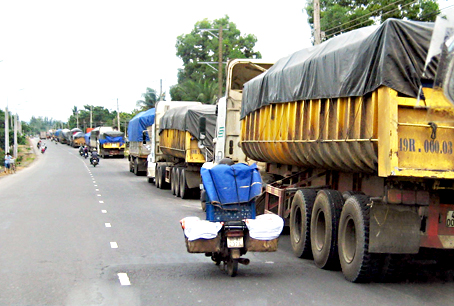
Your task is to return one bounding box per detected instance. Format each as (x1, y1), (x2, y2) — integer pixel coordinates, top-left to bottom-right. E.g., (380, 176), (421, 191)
(83, 145), (89, 158)
(90, 149), (99, 164)
(79, 146), (84, 156)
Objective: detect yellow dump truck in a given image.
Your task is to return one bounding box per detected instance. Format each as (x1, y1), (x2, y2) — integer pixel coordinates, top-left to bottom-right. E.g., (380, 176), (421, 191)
(154, 104), (216, 199)
(240, 18), (454, 282)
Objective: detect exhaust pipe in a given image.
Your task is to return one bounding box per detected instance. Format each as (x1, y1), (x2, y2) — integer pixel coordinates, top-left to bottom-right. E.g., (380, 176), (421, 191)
(238, 258), (250, 265)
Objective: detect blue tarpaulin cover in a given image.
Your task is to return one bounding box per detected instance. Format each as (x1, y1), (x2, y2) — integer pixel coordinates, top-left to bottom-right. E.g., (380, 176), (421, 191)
(99, 136), (125, 145)
(127, 108), (155, 142)
(55, 129), (62, 136)
(201, 163), (262, 205)
(84, 132), (91, 145)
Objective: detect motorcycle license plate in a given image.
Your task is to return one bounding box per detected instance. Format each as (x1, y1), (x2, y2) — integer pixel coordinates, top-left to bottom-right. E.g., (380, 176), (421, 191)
(447, 211), (454, 227)
(227, 237), (244, 248)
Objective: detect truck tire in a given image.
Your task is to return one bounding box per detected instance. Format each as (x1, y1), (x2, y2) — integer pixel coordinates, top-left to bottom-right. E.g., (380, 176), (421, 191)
(180, 168), (190, 199)
(171, 167), (177, 195)
(310, 190), (343, 270)
(338, 194), (372, 283)
(290, 189), (316, 259)
(159, 165), (169, 189)
(133, 158), (139, 176)
(156, 166), (162, 188)
(200, 190), (207, 211)
(175, 168), (181, 197)
(129, 158), (133, 173)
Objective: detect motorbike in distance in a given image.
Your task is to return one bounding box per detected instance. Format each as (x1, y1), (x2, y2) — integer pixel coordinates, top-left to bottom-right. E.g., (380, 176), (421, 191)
(91, 156), (99, 167)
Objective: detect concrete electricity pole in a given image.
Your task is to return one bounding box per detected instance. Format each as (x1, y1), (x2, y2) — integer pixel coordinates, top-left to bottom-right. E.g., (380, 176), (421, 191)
(13, 114), (17, 158)
(4, 107), (8, 154)
(314, 0), (321, 45)
(218, 25), (223, 102)
(117, 98), (120, 131)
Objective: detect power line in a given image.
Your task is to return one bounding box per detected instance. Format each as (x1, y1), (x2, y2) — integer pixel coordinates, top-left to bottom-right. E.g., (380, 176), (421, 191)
(325, 0), (425, 39)
(323, 0), (408, 36)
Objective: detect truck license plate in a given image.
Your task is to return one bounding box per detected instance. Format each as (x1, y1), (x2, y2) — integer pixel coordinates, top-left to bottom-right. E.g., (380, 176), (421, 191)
(447, 211), (454, 227)
(227, 237), (244, 248)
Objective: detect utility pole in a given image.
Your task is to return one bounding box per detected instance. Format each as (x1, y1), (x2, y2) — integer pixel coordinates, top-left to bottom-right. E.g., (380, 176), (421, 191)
(159, 79), (162, 101)
(76, 110), (79, 129)
(13, 114), (17, 158)
(90, 105), (93, 128)
(4, 107), (8, 153)
(117, 98), (120, 131)
(198, 27), (227, 102)
(218, 25), (223, 102)
(314, 0), (321, 45)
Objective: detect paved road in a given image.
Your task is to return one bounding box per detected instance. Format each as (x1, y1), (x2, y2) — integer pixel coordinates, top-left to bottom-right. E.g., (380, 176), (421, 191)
(0, 140), (453, 306)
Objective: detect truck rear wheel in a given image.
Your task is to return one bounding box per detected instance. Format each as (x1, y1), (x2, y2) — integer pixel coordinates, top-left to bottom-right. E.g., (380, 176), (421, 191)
(159, 165), (169, 189)
(133, 158), (139, 176)
(338, 194), (372, 283)
(175, 168), (181, 197)
(179, 168), (190, 199)
(310, 190), (343, 270)
(290, 190), (316, 259)
(171, 167), (177, 195)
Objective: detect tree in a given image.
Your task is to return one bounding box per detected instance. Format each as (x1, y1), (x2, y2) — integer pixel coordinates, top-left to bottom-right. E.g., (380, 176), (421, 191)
(172, 15), (261, 101)
(136, 87), (159, 110)
(170, 80), (218, 104)
(305, 0), (440, 42)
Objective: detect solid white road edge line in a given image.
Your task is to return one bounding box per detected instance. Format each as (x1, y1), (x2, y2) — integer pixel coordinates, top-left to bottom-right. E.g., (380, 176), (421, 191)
(117, 273), (131, 286)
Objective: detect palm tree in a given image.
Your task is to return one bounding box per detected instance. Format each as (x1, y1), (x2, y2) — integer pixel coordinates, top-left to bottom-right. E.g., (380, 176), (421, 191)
(136, 87), (158, 110)
(171, 80), (218, 104)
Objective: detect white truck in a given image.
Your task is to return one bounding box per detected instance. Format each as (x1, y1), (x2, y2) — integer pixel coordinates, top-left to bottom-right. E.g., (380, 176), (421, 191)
(145, 59), (273, 200)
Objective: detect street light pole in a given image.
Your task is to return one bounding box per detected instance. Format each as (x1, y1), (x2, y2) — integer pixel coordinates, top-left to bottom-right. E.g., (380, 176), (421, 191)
(218, 25), (223, 102)
(4, 106), (8, 154)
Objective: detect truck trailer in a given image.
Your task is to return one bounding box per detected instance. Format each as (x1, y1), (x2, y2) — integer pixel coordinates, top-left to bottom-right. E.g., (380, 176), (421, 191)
(155, 104), (216, 199)
(240, 18), (454, 282)
(128, 108), (156, 175)
(90, 127), (125, 158)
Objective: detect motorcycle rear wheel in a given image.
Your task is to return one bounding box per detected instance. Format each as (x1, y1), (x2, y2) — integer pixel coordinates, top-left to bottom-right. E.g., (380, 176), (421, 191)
(227, 258), (238, 277)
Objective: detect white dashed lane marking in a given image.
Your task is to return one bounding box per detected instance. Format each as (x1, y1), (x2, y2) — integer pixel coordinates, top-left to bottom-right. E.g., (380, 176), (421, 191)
(99, 201), (104, 203)
(117, 273), (131, 286)
(105, 223), (111, 227)
(110, 242), (118, 248)
(101, 210), (107, 213)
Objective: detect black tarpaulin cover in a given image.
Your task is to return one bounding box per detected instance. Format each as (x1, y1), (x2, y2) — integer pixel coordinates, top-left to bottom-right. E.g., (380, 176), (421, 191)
(159, 104), (217, 155)
(241, 19), (436, 119)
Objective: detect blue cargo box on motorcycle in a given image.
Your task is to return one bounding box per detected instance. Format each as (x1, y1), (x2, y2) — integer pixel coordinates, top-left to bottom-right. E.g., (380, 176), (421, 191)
(201, 163), (262, 222)
(206, 201), (256, 222)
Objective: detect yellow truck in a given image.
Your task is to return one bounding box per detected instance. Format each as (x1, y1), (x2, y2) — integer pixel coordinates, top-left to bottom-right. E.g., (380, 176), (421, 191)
(154, 104), (216, 199)
(240, 18), (454, 282)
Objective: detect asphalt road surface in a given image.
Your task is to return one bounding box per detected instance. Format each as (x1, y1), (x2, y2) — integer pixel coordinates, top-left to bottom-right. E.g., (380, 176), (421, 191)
(0, 139), (453, 306)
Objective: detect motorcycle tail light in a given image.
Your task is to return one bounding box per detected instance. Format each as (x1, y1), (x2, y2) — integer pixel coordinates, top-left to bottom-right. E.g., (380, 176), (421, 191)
(226, 230), (243, 237)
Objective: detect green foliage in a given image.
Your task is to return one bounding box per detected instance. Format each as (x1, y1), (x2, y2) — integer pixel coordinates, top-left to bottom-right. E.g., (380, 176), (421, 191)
(306, 0), (440, 42)
(172, 15), (261, 102)
(66, 105), (119, 132)
(136, 87), (160, 110)
(170, 80), (218, 104)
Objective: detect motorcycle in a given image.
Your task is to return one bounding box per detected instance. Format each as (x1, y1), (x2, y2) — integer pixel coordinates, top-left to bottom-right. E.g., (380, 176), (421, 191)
(91, 157), (99, 167)
(83, 151), (88, 159)
(41, 146), (46, 154)
(181, 163), (283, 277)
(79, 147), (84, 156)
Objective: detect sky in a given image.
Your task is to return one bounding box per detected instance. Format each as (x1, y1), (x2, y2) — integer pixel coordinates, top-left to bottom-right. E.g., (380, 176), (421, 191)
(0, 0), (313, 123)
(0, 0), (452, 123)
